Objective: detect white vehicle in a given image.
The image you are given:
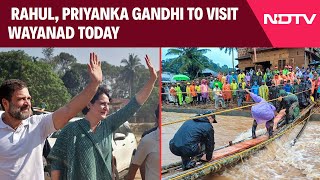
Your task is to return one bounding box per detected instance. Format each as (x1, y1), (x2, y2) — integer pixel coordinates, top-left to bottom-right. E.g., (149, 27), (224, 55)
(112, 121), (138, 178)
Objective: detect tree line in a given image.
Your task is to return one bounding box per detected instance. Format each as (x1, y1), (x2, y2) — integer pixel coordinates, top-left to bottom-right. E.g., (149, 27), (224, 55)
(0, 48), (159, 122)
(161, 47), (236, 79)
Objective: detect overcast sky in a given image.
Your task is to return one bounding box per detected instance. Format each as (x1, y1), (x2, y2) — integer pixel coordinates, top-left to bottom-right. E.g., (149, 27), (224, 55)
(162, 47), (238, 68)
(0, 48), (160, 70)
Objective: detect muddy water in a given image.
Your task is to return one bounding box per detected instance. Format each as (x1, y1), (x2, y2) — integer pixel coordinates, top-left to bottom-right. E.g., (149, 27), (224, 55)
(161, 112), (265, 166)
(203, 121), (320, 180)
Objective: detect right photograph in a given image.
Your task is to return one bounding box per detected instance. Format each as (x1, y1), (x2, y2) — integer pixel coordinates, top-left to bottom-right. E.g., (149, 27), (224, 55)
(161, 48), (320, 180)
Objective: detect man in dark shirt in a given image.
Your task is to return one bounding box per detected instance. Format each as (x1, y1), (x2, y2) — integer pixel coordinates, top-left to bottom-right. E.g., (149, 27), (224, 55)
(277, 90), (300, 125)
(169, 110), (217, 170)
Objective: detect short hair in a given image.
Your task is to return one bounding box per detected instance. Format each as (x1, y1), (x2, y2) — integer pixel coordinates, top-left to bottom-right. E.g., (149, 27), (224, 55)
(82, 86), (111, 115)
(0, 79), (27, 110)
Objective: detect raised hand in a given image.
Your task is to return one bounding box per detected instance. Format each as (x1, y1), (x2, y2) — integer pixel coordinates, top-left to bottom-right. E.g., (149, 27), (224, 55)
(145, 55), (157, 81)
(52, 52), (102, 129)
(134, 55), (157, 105)
(88, 52), (103, 84)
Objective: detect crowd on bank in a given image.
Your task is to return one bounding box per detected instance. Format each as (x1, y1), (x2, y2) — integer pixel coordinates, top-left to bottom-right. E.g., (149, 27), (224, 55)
(162, 65), (318, 109)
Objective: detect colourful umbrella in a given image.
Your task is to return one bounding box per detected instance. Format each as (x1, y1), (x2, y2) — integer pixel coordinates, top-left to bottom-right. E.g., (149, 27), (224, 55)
(173, 74), (190, 81)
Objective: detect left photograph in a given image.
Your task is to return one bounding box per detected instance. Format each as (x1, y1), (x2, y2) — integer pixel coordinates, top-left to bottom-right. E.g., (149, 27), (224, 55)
(0, 48), (160, 180)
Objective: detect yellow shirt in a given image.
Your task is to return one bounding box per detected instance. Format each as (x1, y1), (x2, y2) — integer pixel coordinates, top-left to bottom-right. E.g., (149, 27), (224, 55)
(195, 85), (201, 93)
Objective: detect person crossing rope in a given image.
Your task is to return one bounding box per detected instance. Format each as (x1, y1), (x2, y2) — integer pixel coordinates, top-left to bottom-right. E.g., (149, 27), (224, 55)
(245, 89), (277, 139)
(277, 90), (300, 126)
(169, 110), (217, 170)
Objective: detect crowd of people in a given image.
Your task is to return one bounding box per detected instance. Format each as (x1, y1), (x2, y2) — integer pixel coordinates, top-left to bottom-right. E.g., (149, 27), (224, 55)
(162, 65), (318, 109)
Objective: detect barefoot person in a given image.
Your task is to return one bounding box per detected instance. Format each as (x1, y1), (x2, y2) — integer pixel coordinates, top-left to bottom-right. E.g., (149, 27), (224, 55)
(0, 53), (102, 180)
(48, 55), (157, 180)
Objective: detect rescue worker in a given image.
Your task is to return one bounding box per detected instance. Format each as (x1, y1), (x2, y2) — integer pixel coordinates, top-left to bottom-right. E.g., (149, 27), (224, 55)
(169, 111), (217, 170)
(277, 90), (300, 125)
(245, 89), (276, 139)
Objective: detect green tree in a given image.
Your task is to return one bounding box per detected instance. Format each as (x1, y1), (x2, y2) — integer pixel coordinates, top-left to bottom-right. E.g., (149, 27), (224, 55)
(101, 61), (123, 90)
(95, 61), (129, 98)
(61, 69), (81, 97)
(120, 54), (144, 98)
(0, 50), (71, 111)
(52, 52), (77, 76)
(0, 50), (32, 82)
(126, 68), (159, 123)
(219, 48), (237, 71)
(162, 59), (181, 74)
(42, 48), (54, 63)
(221, 65), (232, 73)
(165, 48), (211, 79)
(69, 63), (90, 93)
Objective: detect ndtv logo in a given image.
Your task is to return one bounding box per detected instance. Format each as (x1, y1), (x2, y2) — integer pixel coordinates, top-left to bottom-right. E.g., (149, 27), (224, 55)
(264, 14), (317, 24)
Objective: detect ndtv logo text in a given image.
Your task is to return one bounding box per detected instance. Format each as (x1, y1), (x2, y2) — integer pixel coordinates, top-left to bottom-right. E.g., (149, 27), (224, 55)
(264, 14), (317, 25)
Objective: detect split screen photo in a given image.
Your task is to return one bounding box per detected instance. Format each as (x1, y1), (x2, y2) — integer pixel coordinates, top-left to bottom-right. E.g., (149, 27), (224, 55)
(0, 47), (319, 179)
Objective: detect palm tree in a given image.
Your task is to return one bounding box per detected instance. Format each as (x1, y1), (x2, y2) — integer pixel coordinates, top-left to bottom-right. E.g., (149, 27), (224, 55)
(165, 48), (211, 79)
(120, 54), (143, 97)
(220, 48), (237, 71)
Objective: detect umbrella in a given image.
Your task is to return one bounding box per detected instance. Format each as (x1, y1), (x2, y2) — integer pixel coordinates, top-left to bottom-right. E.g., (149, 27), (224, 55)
(172, 74), (190, 81)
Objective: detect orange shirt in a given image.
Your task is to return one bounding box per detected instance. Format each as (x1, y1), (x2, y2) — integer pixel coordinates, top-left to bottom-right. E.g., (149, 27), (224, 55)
(190, 85), (197, 97)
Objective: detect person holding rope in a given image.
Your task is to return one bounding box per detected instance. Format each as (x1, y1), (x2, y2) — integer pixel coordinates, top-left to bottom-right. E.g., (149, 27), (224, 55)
(277, 90), (300, 125)
(169, 110), (217, 170)
(245, 89), (277, 139)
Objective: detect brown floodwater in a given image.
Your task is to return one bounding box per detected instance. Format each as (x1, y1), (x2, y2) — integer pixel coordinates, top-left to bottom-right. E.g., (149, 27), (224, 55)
(214, 121), (320, 180)
(162, 112), (320, 179)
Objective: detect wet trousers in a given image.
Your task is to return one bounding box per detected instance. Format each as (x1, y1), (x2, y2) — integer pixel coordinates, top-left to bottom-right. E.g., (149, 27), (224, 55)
(252, 118), (274, 138)
(169, 141), (205, 170)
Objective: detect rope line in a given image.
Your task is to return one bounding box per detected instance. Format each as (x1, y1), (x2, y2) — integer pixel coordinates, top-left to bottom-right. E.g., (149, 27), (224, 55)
(162, 89), (311, 126)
